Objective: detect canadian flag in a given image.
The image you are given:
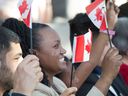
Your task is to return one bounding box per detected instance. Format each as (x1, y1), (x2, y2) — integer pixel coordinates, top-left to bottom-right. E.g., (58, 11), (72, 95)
(86, 0), (107, 31)
(72, 30), (92, 63)
(18, 0), (33, 28)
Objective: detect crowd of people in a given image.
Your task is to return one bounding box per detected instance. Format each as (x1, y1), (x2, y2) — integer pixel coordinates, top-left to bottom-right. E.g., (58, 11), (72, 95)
(0, 0), (128, 96)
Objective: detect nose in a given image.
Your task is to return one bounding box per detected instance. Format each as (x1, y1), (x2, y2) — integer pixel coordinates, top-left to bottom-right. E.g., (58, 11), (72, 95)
(61, 46), (66, 54)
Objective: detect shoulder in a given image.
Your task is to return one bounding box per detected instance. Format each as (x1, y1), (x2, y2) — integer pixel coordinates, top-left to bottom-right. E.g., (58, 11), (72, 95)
(53, 77), (67, 93)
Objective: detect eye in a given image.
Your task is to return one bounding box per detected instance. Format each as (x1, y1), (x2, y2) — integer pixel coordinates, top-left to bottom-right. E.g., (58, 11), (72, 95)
(53, 43), (59, 49)
(14, 57), (20, 60)
(14, 54), (22, 61)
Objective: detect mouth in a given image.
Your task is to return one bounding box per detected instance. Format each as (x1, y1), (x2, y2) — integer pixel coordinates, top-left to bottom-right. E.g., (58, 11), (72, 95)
(59, 58), (66, 64)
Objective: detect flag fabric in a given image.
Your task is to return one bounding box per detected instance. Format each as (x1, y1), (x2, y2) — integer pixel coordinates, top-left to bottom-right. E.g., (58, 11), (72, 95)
(86, 0), (107, 31)
(72, 30), (92, 63)
(18, 0), (33, 28)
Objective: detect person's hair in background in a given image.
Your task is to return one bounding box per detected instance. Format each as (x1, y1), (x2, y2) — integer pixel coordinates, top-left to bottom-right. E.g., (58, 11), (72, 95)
(118, 2), (128, 18)
(0, 26), (19, 91)
(91, 0), (107, 3)
(91, 0), (95, 2)
(112, 17), (128, 55)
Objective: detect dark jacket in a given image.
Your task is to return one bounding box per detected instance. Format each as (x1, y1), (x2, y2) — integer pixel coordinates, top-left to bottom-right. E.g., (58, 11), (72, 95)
(3, 91), (26, 96)
(76, 67), (128, 96)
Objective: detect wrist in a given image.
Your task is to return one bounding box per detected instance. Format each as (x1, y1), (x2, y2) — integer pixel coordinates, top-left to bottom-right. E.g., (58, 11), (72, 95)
(99, 32), (111, 41)
(100, 29), (115, 36)
(100, 74), (113, 84)
(95, 75), (113, 95)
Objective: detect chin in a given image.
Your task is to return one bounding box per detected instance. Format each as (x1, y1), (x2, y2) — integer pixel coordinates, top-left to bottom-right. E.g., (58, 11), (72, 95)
(56, 65), (66, 73)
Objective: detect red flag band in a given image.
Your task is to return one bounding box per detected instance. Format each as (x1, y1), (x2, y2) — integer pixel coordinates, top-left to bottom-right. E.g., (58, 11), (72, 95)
(86, 0), (107, 31)
(72, 30), (92, 63)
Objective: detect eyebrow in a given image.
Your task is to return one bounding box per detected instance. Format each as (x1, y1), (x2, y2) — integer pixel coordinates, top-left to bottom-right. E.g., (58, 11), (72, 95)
(15, 53), (22, 57)
(55, 40), (61, 43)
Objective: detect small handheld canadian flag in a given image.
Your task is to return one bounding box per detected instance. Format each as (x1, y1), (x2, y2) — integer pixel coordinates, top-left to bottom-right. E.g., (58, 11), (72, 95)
(72, 30), (92, 63)
(18, 0), (33, 28)
(86, 0), (108, 31)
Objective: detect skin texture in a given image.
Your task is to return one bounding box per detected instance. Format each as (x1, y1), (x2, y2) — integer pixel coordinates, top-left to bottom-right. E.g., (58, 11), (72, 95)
(95, 48), (122, 96)
(36, 28), (67, 83)
(35, 27), (77, 95)
(5, 42), (23, 74)
(13, 55), (43, 96)
(0, 42), (43, 96)
(0, 42), (22, 95)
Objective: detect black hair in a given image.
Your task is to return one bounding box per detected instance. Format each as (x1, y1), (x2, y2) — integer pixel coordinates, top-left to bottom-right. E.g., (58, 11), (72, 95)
(91, 0), (95, 3)
(119, 2), (128, 18)
(2, 18), (30, 57)
(91, 0), (108, 5)
(112, 17), (128, 55)
(32, 23), (49, 50)
(0, 26), (19, 58)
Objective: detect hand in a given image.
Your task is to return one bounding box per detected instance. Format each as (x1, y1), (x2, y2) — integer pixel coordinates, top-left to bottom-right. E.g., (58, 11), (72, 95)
(106, 0), (119, 30)
(101, 48), (122, 80)
(13, 55), (43, 96)
(60, 87), (77, 96)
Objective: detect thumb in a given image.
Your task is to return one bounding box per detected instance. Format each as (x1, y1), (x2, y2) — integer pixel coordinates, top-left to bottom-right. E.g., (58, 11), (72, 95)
(61, 87), (77, 96)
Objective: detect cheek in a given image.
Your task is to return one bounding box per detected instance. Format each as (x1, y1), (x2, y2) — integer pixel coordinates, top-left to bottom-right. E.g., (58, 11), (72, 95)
(49, 52), (59, 65)
(18, 57), (23, 65)
(14, 57), (23, 72)
(51, 50), (60, 63)
(9, 58), (23, 74)
(51, 51), (59, 57)
(10, 62), (19, 73)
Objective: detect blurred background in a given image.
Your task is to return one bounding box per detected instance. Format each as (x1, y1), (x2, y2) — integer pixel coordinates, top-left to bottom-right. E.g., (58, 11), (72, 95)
(0, 0), (128, 58)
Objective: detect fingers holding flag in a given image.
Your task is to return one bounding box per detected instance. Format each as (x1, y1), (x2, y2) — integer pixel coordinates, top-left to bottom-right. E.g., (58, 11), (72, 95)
(106, 0), (119, 30)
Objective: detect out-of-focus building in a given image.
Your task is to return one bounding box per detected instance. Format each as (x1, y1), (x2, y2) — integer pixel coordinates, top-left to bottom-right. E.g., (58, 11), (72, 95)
(0, 0), (53, 23)
(0, 0), (127, 58)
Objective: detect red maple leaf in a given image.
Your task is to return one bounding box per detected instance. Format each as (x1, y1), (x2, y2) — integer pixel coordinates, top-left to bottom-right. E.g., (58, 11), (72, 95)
(19, 0), (28, 14)
(85, 40), (91, 53)
(95, 7), (103, 21)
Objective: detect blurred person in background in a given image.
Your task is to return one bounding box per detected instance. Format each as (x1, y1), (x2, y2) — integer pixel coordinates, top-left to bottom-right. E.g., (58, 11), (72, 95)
(112, 17), (128, 86)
